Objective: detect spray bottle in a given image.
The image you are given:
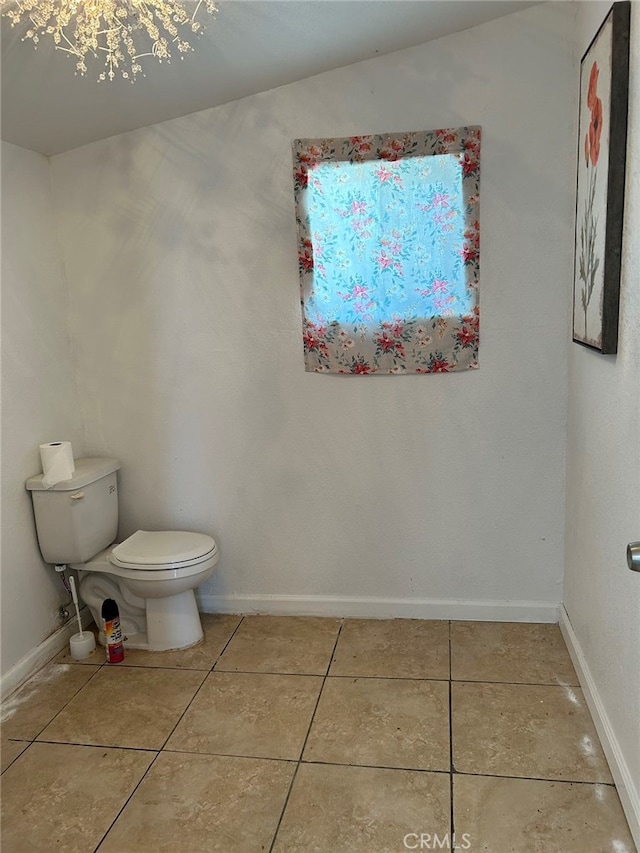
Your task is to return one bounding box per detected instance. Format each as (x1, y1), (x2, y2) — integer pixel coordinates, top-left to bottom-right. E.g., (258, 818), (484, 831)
(102, 598), (125, 663)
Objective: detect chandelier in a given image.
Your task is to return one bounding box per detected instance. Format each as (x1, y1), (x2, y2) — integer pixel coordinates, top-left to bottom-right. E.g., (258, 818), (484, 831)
(1, 0), (218, 81)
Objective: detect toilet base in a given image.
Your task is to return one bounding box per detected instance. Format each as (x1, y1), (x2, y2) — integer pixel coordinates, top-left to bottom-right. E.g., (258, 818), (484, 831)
(97, 624), (203, 652)
(146, 590), (204, 651)
(79, 572), (205, 652)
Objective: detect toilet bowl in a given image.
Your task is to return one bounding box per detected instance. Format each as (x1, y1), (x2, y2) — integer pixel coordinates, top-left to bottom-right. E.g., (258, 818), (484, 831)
(26, 458), (221, 655)
(75, 530), (219, 651)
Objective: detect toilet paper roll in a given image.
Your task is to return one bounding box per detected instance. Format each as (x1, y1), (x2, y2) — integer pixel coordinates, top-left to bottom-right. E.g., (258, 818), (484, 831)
(40, 441), (75, 489)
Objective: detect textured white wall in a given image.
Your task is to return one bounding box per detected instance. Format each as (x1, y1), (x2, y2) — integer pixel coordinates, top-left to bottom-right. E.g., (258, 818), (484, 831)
(49, 3), (575, 614)
(1, 142), (85, 674)
(564, 0), (640, 817)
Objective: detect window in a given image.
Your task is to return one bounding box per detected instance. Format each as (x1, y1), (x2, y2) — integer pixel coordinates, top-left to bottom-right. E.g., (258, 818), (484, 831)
(292, 127), (480, 374)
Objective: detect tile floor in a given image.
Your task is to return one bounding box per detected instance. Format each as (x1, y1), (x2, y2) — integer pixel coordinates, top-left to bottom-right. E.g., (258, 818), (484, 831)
(1, 615), (636, 852)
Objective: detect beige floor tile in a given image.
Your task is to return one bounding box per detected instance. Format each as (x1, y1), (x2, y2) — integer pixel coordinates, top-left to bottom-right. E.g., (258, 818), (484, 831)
(1, 741), (154, 853)
(452, 682), (612, 783)
(99, 751), (294, 853)
(116, 614), (242, 669)
(38, 666), (206, 750)
(273, 762), (450, 852)
(454, 774), (636, 852)
(166, 671), (322, 760)
(304, 676), (450, 771)
(451, 621), (579, 685)
(1, 663), (100, 740)
(216, 616), (340, 674)
(330, 618), (449, 679)
(53, 626), (106, 666)
(1, 739), (30, 773)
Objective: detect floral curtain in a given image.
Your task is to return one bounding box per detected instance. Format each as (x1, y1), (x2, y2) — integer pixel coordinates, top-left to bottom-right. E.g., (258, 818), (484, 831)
(292, 127), (481, 374)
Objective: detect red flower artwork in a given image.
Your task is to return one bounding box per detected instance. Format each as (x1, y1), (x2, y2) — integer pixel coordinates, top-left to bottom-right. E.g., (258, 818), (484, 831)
(579, 60), (603, 340)
(588, 95), (602, 167)
(587, 62), (599, 110)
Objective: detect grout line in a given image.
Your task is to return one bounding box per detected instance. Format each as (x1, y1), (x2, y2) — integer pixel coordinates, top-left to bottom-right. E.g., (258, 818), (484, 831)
(161, 747), (299, 763)
(305, 672), (450, 682)
(50, 667), (582, 690)
(109, 664), (224, 673)
(24, 739), (618, 789)
(32, 739), (162, 753)
(25, 664), (581, 688)
(92, 618), (247, 853)
(267, 619), (345, 853)
(299, 622), (345, 758)
(212, 669), (329, 679)
(0, 741), (33, 775)
(451, 677), (583, 688)
(194, 668), (581, 689)
(452, 770), (617, 787)
(156, 618), (247, 752)
(20, 666), (579, 689)
(299, 759), (451, 775)
(93, 750), (162, 853)
(210, 616), (245, 672)
(26, 664), (104, 742)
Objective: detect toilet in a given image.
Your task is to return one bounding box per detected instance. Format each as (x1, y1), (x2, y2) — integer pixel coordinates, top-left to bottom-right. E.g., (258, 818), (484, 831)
(26, 457), (219, 651)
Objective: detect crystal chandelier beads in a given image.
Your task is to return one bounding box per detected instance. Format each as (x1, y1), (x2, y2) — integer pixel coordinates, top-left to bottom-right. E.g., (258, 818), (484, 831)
(1, 0), (218, 81)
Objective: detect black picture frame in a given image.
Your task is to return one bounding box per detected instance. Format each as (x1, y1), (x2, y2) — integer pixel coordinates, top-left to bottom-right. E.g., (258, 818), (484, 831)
(572, 1), (631, 354)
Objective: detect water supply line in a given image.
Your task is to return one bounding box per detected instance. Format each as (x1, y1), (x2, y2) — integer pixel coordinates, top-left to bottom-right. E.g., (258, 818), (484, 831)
(54, 563), (73, 618)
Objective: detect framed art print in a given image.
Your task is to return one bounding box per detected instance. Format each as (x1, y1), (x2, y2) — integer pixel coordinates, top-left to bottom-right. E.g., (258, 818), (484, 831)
(573, 1), (630, 354)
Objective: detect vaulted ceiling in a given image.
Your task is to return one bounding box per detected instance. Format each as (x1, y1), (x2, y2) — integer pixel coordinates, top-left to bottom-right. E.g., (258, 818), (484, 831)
(1, 1), (537, 156)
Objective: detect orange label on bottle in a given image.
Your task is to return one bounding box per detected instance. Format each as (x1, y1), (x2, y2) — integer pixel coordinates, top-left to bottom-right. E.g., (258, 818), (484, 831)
(104, 617), (124, 663)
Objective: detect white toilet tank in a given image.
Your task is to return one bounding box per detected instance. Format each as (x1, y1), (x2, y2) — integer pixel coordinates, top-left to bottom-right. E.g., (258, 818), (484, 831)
(26, 458), (121, 564)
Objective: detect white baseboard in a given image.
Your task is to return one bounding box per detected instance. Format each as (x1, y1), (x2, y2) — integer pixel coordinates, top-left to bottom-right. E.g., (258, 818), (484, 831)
(0, 606), (92, 701)
(559, 605), (640, 849)
(197, 593), (559, 623)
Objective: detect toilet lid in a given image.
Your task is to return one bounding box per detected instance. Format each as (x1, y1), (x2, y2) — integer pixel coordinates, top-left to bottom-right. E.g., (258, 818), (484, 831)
(110, 530), (216, 569)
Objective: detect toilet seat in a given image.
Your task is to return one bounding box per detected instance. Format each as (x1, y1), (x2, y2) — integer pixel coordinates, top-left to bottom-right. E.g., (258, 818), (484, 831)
(110, 530), (218, 572)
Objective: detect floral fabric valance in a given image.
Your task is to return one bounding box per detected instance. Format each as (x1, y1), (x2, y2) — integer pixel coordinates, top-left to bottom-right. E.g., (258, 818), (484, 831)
(292, 126), (481, 374)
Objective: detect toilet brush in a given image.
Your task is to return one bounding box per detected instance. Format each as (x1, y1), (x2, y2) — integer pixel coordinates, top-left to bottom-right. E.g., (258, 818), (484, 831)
(68, 576), (96, 660)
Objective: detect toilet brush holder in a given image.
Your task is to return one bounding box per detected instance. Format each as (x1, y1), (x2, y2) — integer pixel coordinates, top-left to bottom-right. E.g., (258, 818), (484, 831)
(70, 631), (96, 660)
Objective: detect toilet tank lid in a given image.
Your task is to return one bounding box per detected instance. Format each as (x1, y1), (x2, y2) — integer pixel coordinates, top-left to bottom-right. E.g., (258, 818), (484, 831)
(26, 457), (121, 491)
(111, 530), (216, 566)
